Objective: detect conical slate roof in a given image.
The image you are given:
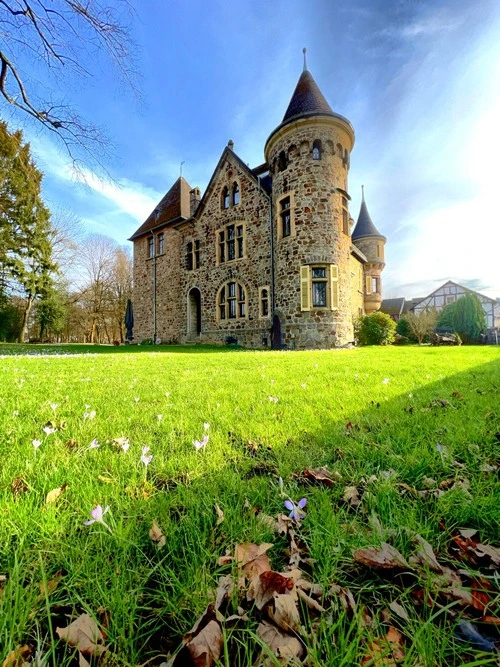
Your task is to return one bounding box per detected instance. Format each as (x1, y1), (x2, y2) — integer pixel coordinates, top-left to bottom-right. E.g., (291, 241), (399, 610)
(352, 192), (384, 240)
(282, 69), (335, 123)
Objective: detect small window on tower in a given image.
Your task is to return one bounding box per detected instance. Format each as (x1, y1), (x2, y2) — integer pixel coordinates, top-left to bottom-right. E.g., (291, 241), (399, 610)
(278, 151), (287, 172)
(312, 140), (322, 160)
(342, 196), (349, 235)
(280, 197), (291, 238)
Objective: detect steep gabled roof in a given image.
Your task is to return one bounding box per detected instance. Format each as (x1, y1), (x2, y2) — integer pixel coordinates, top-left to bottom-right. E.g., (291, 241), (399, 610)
(194, 146), (266, 217)
(129, 176), (192, 240)
(352, 188), (385, 241)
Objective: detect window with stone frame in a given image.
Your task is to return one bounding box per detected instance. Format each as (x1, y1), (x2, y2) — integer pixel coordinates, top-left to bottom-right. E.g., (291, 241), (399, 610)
(147, 236), (154, 258)
(217, 222), (246, 264)
(300, 264), (338, 311)
(259, 286), (270, 318)
(312, 140), (322, 160)
(371, 276), (379, 293)
(277, 192), (295, 240)
(157, 232), (165, 255)
(218, 281), (247, 320)
(186, 239), (201, 270)
(342, 196), (349, 235)
(222, 186), (230, 210)
(232, 182), (240, 205)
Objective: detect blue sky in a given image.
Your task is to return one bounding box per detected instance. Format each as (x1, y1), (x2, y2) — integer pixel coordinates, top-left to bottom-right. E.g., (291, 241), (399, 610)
(11, 0), (500, 300)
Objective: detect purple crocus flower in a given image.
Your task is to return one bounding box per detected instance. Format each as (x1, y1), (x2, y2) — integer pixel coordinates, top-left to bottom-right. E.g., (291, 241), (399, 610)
(193, 434), (209, 450)
(84, 504), (110, 529)
(141, 446), (153, 466)
(284, 498), (307, 522)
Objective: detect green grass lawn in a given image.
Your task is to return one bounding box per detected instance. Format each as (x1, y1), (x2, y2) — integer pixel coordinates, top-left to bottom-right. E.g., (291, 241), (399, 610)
(1, 344), (499, 666)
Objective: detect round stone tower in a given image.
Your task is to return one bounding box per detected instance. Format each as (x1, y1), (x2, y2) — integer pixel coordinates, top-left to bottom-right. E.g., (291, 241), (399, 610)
(264, 52), (356, 348)
(352, 186), (386, 314)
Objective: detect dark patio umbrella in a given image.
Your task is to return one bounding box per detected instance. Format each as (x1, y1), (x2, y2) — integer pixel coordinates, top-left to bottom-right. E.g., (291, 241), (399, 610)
(124, 298), (134, 342)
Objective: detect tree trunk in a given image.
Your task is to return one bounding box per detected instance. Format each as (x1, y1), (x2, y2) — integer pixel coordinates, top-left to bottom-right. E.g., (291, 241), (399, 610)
(18, 293), (34, 343)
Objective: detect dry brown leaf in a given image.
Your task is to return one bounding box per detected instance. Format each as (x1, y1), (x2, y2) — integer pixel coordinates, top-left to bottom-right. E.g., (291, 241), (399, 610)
(214, 504), (224, 526)
(56, 613), (107, 656)
(409, 535), (443, 573)
(149, 520), (166, 550)
(329, 584), (357, 613)
(362, 626), (405, 666)
(388, 600), (409, 622)
(256, 620), (305, 663)
(217, 554), (233, 566)
(343, 485), (361, 508)
(301, 466), (341, 487)
(474, 542), (500, 566)
(253, 570), (295, 609)
(235, 542), (273, 579)
(78, 653), (91, 667)
(297, 587), (326, 613)
(37, 570), (63, 599)
(45, 484), (67, 504)
(267, 592), (301, 632)
(353, 543), (410, 571)
(214, 574), (234, 610)
(11, 477), (28, 496)
(1, 645), (31, 667)
(185, 619), (223, 667)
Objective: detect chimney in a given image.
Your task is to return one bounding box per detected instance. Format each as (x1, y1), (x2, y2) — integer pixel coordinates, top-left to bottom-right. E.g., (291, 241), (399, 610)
(190, 187), (201, 216)
(228, 139), (234, 151)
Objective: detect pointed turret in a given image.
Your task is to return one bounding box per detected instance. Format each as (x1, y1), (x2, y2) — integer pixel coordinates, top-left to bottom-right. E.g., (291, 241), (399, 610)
(352, 187), (386, 314)
(352, 187), (384, 241)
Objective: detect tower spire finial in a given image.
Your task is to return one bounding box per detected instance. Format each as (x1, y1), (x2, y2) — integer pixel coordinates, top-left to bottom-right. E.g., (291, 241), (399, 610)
(302, 47), (307, 72)
(361, 184), (365, 202)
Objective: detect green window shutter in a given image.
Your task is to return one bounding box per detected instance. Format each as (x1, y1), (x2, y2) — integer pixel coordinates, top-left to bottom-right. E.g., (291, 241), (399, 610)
(300, 265), (311, 311)
(330, 265), (339, 310)
(365, 275), (372, 295)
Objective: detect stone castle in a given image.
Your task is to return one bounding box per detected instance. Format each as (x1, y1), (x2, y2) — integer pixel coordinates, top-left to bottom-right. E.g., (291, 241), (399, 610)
(130, 54), (386, 349)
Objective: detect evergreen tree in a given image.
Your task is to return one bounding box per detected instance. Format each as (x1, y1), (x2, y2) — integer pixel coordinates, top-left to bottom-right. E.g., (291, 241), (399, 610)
(0, 120), (56, 342)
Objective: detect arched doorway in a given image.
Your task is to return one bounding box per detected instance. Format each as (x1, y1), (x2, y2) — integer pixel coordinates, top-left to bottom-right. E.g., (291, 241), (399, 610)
(188, 288), (201, 338)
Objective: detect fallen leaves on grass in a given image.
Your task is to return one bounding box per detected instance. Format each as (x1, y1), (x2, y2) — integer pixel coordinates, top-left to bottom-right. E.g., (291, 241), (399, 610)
(362, 626), (405, 666)
(45, 484), (67, 504)
(149, 520), (166, 550)
(11, 477), (28, 496)
(343, 485), (362, 509)
(353, 543), (410, 571)
(2, 645), (32, 667)
(256, 621), (305, 665)
(298, 466), (341, 487)
(56, 613), (107, 659)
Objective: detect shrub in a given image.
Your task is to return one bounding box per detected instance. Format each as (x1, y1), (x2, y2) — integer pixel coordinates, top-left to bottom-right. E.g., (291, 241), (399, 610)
(437, 294), (487, 344)
(405, 309), (438, 345)
(355, 312), (396, 346)
(396, 317), (411, 338)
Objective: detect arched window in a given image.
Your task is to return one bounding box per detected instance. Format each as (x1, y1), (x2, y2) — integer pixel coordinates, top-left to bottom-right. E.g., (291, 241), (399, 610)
(218, 281), (247, 320)
(232, 182), (240, 205)
(222, 186), (230, 209)
(312, 140), (322, 160)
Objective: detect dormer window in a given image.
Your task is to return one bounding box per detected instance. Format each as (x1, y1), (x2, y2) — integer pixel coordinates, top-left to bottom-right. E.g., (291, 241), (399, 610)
(312, 140), (322, 160)
(232, 182), (240, 205)
(222, 186), (230, 209)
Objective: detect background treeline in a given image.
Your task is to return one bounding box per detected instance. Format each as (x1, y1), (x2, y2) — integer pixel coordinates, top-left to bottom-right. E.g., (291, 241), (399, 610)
(0, 121), (132, 344)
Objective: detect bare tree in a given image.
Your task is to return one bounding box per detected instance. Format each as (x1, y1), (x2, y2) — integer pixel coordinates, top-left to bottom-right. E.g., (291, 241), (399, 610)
(0, 1), (138, 174)
(48, 207), (85, 274)
(110, 245), (132, 342)
(78, 233), (117, 342)
(406, 309), (438, 345)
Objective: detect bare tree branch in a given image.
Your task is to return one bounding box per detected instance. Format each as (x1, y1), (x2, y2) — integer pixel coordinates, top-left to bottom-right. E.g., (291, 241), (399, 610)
(0, 0), (140, 176)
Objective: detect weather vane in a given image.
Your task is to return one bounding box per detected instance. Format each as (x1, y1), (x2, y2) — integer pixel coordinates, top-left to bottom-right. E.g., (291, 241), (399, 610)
(180, 160), (185, 177)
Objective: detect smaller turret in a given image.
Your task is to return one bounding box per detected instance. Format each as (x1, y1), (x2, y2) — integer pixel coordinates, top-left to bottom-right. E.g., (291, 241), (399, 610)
(352, 186), (386, 314)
